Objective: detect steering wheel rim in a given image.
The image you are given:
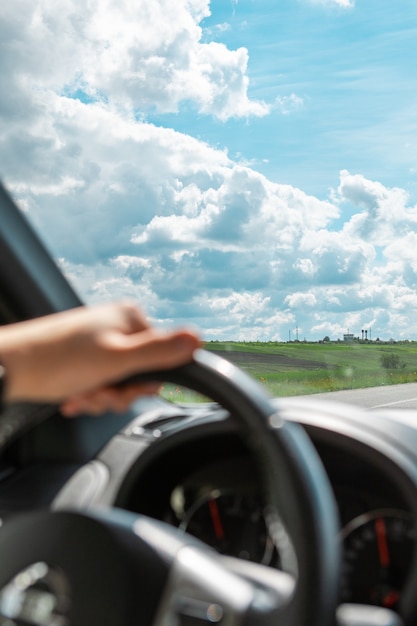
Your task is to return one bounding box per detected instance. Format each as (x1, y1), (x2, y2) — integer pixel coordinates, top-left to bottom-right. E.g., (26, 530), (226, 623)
(0, 349), (340, 626)
(131, 348), (341, 626)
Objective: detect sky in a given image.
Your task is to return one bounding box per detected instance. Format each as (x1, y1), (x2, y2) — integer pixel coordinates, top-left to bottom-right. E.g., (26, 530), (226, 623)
(1, 0), (417, 342)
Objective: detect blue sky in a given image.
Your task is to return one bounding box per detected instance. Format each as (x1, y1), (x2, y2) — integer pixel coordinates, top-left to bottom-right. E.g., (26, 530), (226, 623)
(153, 0), (417, 199)
(1, 0), (417, 342)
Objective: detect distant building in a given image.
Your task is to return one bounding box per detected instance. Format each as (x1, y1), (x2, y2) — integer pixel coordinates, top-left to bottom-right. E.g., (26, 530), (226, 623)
(343, 333), (355, 343)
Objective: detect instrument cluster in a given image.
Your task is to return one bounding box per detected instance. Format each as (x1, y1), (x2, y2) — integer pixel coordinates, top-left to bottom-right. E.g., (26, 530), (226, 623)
(122, 426), (416, 612)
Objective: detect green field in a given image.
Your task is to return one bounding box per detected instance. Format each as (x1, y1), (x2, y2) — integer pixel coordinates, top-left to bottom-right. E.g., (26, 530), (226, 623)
(160, 340), (417, 402)
(204, 341), (417, 397)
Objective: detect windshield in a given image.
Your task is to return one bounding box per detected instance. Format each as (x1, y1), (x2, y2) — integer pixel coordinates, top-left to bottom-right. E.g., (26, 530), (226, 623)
(1, 1), (417, 397)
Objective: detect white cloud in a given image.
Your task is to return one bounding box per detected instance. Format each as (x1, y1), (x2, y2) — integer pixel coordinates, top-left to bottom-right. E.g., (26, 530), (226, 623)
(275, 94), (304, 115)
(308, 0), (354, 7)
(0, 0), (267, 123)
(339, 170), (417, 251)
(2, 1), (417, 342)
(6, 97), (417, 340)
(285, 292), (317, 308)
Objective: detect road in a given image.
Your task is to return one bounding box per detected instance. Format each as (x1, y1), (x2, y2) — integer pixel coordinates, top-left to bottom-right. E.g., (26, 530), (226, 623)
(305, 382), (417, 410)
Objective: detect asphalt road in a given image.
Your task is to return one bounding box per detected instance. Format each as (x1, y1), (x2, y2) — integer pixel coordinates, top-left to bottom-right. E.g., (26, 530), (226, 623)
(305, 383), (417, 410)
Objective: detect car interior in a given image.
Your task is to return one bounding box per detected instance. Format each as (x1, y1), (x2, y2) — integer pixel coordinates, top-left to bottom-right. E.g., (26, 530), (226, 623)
(0, 180), (415, 626)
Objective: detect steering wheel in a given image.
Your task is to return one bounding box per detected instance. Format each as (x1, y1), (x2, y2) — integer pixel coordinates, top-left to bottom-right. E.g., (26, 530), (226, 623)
(0, 349), (340, 626)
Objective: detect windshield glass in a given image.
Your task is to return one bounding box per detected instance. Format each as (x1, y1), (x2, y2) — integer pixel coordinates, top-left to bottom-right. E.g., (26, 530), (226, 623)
(2, 0), (417, 397)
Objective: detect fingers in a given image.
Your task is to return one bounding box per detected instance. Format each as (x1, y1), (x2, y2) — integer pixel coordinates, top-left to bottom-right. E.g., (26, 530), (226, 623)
(60, 329), (201, 416)
(108, 329), (202, 376)
(105, 300), (151, 334)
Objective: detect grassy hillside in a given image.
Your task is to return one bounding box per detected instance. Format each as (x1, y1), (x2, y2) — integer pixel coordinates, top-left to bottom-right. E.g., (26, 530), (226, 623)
(204, 341), (417, 396)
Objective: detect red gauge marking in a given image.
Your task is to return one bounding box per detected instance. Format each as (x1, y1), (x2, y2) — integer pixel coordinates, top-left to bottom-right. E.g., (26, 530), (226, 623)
(382, 590), (400, 609)
(375, 517), (390, 568)
(208, 498), (225, 540)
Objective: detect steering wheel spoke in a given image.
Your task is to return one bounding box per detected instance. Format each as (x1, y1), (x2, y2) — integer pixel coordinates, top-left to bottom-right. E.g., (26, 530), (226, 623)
(137, 516), (295, 626)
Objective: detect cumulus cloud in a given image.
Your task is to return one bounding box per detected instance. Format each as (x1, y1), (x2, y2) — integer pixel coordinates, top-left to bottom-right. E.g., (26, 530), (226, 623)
(5, 96), (417, 340)
(0, 0), (268, 122)
(339, 170), (417, 245)
(285, 292), (317, 309)
(1, 0), (416, 342)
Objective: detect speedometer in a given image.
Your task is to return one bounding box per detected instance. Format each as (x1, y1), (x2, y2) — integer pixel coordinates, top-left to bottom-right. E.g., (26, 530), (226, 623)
(340, 509), (416, 609)
(178, 488), (279, 566)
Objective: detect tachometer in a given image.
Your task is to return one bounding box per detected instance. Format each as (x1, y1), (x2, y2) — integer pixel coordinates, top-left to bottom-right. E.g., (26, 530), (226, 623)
(173, 487), (279, 566)
(340, 509), (416, 609)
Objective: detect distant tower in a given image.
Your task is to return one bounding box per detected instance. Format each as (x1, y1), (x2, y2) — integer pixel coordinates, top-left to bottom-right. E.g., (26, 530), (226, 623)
(365, 330), (368, 340)
(361, 330), (364, 340)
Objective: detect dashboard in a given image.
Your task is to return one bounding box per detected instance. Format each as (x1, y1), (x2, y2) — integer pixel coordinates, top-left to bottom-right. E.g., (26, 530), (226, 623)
(1, 394), (417, 624)
(117, 419), (415, 613)
(43, 394), (417, 624)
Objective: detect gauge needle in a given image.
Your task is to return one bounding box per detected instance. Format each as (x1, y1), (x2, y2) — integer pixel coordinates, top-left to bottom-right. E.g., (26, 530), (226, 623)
(382, 591), (399, 609)
(375, 517), (390, 568)
(208, 498), (225, 540)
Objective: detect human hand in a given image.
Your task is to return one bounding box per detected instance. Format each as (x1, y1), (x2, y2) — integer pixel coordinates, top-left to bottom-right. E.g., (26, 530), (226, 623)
(0, 302), (201, 416)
